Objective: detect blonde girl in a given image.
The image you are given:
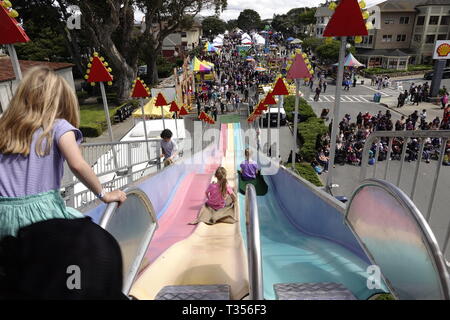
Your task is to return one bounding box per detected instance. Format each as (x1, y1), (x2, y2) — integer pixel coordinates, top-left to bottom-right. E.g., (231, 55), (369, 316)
(205, 167), (236, 211)
(0, 66), (126, 238)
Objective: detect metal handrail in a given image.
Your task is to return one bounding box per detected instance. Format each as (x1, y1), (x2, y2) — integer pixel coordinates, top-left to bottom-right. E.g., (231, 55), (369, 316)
(245, 184), (264, 300)
(360, 130), (450, 222)
(100, 187), (158, 295)
(345, 178), (450, 299)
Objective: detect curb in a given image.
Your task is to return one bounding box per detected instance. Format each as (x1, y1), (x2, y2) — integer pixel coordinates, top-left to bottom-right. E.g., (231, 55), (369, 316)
(380, 102), (408, 117)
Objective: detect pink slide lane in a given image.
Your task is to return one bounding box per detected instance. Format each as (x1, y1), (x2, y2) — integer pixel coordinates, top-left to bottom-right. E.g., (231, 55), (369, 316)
(143, 126), (227, 266)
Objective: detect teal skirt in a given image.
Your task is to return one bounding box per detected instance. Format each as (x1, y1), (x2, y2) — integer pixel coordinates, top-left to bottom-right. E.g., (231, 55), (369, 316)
(0, 189), (84, 239)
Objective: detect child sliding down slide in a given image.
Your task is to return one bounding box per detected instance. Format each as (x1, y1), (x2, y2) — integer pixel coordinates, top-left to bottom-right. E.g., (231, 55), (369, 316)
(189, 167), (237, 225)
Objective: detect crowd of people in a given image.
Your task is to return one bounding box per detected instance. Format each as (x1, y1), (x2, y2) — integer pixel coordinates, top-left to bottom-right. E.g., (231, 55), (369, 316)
(312, 102), (450, 174)
(194, 37), (279, 120)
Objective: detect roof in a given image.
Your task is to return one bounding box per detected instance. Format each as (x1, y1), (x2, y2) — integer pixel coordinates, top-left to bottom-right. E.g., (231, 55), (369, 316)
(163, 33), (182, 48)
(0, 56), (74, 83)
(375, 0), (420, 12)
(315, 7), (333, 17)
(356, 48), (412, 57)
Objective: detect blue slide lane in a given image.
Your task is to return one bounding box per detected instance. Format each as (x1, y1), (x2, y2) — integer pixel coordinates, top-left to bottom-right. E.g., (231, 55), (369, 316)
(235, 123), (387, 300)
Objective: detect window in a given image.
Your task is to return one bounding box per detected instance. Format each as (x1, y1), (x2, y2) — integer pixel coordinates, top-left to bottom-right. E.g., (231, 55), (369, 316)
(400, 17), (410, 24)
(437, 34), (447, 40)
(414, 34), (422, 42)
(384, 18), (395, 24)
(180, 32), (187, 37)
(417, 16), (425, 25)
(429, 16), (439, 25)
(397, 34), (406, 42)
(425, 34), (435, 44)
(368, 35), (373, 44)
(441, 16), (450, 25)
(382, 35), (393, 42)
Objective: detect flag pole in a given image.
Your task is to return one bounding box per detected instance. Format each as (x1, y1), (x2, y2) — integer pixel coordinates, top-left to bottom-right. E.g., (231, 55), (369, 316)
(141, 98), (151, 161)
(326, 36), (347, 193)
(100, 81), (118, 169)
(292, 79), (300, 168)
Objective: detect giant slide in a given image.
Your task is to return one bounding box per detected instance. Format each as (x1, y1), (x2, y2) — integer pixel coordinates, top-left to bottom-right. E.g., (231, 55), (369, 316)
(127, 123), (249, 299)
(233, 122), (389, 300)
(86, 122), (388, 300)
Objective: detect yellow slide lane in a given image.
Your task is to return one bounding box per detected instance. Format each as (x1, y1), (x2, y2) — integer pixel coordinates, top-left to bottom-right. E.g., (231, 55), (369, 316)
(130, 124), (249, 300)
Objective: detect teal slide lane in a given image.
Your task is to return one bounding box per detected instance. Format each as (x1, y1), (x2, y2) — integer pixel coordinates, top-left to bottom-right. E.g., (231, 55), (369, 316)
(234, 124), (387, 300)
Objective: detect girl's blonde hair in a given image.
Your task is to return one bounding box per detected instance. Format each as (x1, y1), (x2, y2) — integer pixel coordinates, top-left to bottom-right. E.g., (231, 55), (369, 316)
(215, 167), (228, 198)
(0, 66), (80, 157)
(245, 148), (251, 159)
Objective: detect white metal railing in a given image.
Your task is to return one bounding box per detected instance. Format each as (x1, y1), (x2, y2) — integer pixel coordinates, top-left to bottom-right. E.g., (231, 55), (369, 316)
(61, 139), (165, 210)
(360, 130), (450, 261)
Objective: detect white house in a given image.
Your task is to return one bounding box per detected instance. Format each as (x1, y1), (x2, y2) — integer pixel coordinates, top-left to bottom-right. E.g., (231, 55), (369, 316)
(314, 7), (333, 38)
(0, 54), (75, 114)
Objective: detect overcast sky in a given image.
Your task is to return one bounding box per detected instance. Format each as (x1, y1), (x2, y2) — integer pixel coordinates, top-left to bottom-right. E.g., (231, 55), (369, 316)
(199, 0), (386, 21)
(135, 0), (386, 22)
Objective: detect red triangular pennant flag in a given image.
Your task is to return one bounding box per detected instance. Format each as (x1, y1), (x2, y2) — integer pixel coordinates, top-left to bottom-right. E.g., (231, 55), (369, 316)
(257, 102), (268, 111)
(0, 6), (30, 44)
(155, 93), (168, 107)
(323, 0), (368, 37)
(87, 56), (113, 83)
(170, 101), (180, 112)
(179, 106), (189, 116)
(287, 54), (313, 80)
(131, 79), (150, 98)
(272, 78), (290, 96)
(263, 92), (277, 105)
(199, 111), (207, 120)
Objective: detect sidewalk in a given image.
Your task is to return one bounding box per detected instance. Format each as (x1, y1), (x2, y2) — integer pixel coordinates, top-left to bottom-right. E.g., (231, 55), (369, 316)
(83, 117), (136, 145)
(380, 95), (444, 120)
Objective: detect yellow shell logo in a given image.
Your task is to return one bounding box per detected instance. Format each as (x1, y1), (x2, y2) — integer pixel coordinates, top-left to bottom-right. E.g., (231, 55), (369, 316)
(437, 43), (450, 57)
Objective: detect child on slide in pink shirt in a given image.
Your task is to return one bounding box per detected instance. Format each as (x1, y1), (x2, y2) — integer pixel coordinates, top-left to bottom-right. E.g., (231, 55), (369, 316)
(205, 167), (236, 210)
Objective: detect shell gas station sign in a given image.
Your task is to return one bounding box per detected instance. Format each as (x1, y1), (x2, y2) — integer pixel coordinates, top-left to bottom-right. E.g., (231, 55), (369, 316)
(433, 40), (450, 60)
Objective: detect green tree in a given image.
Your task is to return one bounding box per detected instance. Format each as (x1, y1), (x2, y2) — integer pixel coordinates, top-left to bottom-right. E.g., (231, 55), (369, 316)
(227, 19), (238, 30)
(13, 0), (90, 77)
(271, 14), (292, 35)
(202, 16), (227, 37)
(315, 40), (356, 64)
(302, 37), (325, 51)
(237, 9), (261, 31)
(296, 8), (316, 26)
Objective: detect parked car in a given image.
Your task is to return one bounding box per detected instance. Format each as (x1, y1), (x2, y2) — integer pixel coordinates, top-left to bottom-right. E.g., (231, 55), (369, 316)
(261, 107), (287, 127)
(424, 68), (450, 80)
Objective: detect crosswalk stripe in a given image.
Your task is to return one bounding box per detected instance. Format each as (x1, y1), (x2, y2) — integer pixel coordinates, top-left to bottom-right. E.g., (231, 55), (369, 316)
(359, 96), (370, 102)
(308, 95), (376, 103)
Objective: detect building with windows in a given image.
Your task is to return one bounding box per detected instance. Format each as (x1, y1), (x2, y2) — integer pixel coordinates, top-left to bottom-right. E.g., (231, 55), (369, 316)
(410, 0), (450, 65)
(354, 0), (450, 68)
(314, 6), (333, 38)
(355, 0), (419, 70)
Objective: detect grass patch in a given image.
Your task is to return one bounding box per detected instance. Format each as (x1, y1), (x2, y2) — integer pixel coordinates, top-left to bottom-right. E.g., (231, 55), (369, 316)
(79, 101), (138, 138)
(220, 114), (241, 124)
(363, 65), (433, 76)
(374, 293), (395, 300)
(286, 162), (323, 187)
